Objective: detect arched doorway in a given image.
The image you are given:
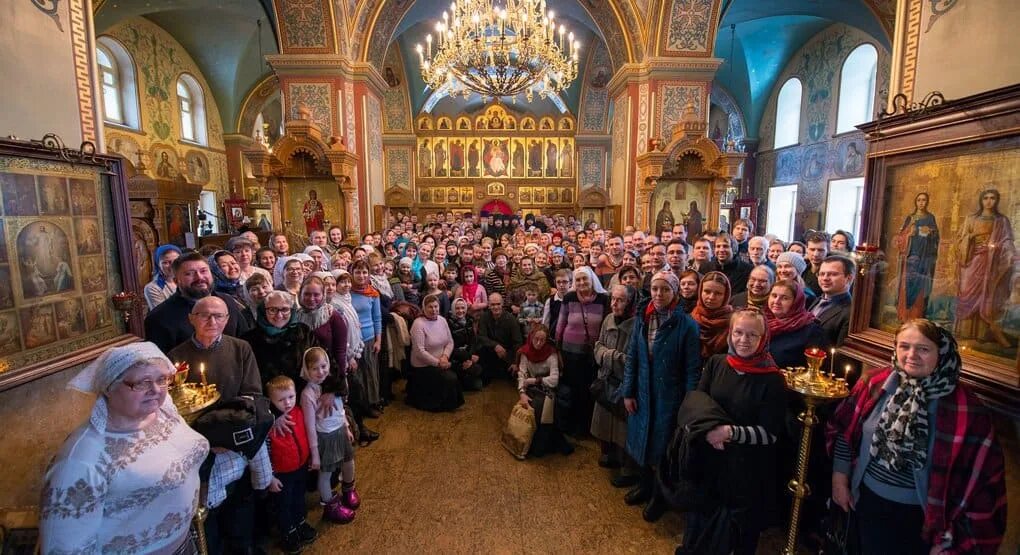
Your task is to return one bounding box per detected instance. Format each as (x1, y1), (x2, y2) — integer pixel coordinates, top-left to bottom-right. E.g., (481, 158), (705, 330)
(480, 199), (513, 215)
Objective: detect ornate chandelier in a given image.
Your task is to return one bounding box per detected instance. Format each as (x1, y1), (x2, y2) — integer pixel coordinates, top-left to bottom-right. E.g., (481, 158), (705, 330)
(416, 0), (580, 102)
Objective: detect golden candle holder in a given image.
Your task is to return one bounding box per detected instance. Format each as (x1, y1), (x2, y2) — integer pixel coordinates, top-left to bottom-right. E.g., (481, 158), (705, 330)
(780, 347), (850, 555)
(111, 291), (138, 324)
(852, 243), (880, 276)
(168, 362), (220, 424)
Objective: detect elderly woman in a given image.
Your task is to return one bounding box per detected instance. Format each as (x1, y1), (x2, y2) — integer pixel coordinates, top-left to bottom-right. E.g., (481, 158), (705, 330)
(395, 256), (421, 306)
(765, 279), (826, 368)
(143, 244), (181, 310)
(691, 271), (734, 359)
(827, 320), (1006, 554)
(681, 309), (787, 555)
(731, 265), (774, 310)
(406, 294), (465, 412)
(622, 271), (702, 522)
(592, 284), (639, 486)
(277, 258), (306, 298)
(447, 297), (482, 391)
(41, 342), (209, 554)
(516, 324), (571, 456)
(555, 266), (609, 436)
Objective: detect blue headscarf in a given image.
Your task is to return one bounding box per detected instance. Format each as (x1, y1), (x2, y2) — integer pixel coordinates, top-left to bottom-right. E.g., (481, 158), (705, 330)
(208, 250), (242, 296)
(153, 244), (182, 289)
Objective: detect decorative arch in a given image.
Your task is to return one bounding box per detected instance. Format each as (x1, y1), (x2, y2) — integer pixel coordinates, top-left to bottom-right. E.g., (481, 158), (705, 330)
(708, 83), (746, 146)
(352, 0), (643, 71)
(237, 75), (282, 139)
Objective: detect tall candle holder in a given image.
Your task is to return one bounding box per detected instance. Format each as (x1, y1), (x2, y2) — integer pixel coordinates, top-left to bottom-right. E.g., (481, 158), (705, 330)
(853, 243), (880, 276)
(111, 291), (138, 324)
(168, 362), (220, 423)
(780, 347), (850, 555)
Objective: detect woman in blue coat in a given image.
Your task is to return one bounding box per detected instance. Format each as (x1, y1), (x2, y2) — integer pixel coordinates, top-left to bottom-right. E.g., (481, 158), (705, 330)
(622, 271), (702, 522)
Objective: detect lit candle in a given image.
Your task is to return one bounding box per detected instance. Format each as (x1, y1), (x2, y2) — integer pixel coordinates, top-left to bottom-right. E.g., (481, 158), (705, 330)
(829, 348), (836, 376)
(845, 364), (853, 380)
(199, 363), (207, 387)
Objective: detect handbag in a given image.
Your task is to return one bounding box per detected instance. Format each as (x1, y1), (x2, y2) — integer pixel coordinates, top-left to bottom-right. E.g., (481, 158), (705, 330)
(500, 403), (536, 460)
(590, 373), (626, 418)
(819, 500), (859, 555)
(192, 395), (273, 459)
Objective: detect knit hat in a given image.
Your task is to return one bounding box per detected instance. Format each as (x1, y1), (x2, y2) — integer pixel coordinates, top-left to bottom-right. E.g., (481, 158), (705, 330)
(776, 252), (807, 275)
(551, 246), (565, 257)
(651, 271), (680, 296)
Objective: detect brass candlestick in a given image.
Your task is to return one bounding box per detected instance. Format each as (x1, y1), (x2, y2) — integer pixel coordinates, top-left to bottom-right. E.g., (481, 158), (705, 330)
(781, 348), (850, 555)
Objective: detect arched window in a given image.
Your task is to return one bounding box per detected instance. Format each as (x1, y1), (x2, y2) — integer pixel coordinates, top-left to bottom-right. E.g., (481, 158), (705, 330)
(176, 74), (207, 145)
(774, 78), (802, 148)
(836, 44), (878, 134)
(95, 37), (139, 129)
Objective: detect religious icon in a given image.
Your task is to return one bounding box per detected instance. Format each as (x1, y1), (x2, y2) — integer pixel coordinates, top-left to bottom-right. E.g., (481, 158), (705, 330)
(656, 200), (676, 235)
(420, 189), (432, 203)
(559, 139), (573, 177)
(20, 304), (58, 350)
(540, 118), (553, 130)
(0, 267), (13, 310)
(17, 221), (75, 299)
(461, 188), (472, 203)
(534, 188), (545, 203)
(684, 200), (704, 238)
(1, 173), (40, 216)
(434, 138), (448, 177)
(156, 150), (174, 178)
(450, 139), (465, 176)
(418, 139), (432, 177)
(561, 187), (573, 203)
(484, 139), (509, 177)
(56, 298), (87, 340)
(489, 113), (504, 129)
(186, 152), (210, 184)
(79, 256), (107, 293)
(0, 311), (21, 355)
(302, 189), (325, 234)
(548, 188), (559, 203)
(438, 117), (451, 130)
(384, 66), (400, 87)
(165, 203), (190, 247)
(447, 187), (458, 203)
(510, 140), (526, 178)
(843, 141), (864, 175)
(545, 139), (559, 177)
(521, 118), (535, 130)
(457, 118), (470, 130)
(38, 176), (69, 215)
(467, 139), (481, 178)
(955, 188), (1015, 347)
(84, 293), (110, 331)
(70, 178), (97, 216)
(528, 139), (543, 177)
(894, 192), (940, 321)
(74, 218), (102, 256)
(520, 188), (531, 203)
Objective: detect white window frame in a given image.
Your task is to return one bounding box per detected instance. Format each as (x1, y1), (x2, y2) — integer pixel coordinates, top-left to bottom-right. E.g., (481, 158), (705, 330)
(95, 37), (140, 129)
(176, 74), (208, 146)
(766, 184), (798, 242)
(825, 177), (865, 239)
(836, 44), (879, 134)
(774, 78), (803, 149)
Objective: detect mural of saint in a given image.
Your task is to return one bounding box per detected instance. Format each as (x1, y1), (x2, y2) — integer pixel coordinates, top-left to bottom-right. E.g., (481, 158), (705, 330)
(384, 66), (400, 87)
(21, 304), (57, 349)
(484, 140), (508, 177)
(843, 142), (863, 175)
(418, 140), (432, 177)
(156, 151), (174, 178)
(559, 141), (573, 177)
(467, 140), (480, 177)
(683, 200), (703, 239)
(545, 139), (558, 177)
(528, 140), (543, 176)
(450, 140), (464, 175)
(656, 200), (676, 235)
(511, 140), (525, 177)
(39, 177), (69, 215)
(302, 189), (325, 235)
(955, 188), (1015, 347)
(894, 192), (940, 321)
(434, 139), (448, 177)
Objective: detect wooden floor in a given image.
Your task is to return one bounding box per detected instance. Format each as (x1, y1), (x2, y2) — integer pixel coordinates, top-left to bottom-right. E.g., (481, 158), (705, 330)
(303, 380), (791, 554)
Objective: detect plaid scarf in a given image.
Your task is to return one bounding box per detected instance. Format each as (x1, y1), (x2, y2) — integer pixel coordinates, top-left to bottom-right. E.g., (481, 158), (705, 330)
(870, 329), (960, 472)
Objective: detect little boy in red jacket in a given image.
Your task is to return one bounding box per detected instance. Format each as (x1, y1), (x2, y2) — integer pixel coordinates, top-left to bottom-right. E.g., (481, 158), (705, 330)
(266, 376), (317, 553)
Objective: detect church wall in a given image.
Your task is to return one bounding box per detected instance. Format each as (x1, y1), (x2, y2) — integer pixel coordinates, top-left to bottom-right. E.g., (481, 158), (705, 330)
(0, 1), (98, 146)
(755, 23), (890, 239)
(100, 18), (230, 201)
(896, 0), (1020, 105)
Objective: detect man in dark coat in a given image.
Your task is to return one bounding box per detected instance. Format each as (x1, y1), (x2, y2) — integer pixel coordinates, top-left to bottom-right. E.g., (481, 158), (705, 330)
(475, 292), (523, 384)
(808, 255), (855, 347)
(144, 251), (253, 353)
(702, 233), (753, 294)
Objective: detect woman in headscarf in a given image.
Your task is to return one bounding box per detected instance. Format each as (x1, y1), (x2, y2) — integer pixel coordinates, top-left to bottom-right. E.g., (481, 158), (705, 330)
(143, 244), (181, 310)
(678, 270), (701, 313)
(276, 257), (305, 298)
(775, 251), (816, 305)
(680, 309), (787, 555)
(368, 252), (398, 302)
(329, 270), (379, 445)
(447, 298), (482, 391)
(765, 279), (826, 369)
(454, 264), (487, 318)
(40, 342), (209, 555)
(303, 245), (329, 272)
(592, 284), (639, 486)
(555, 265), (609, 436)
(515, 324), (572, 456)
(827, 319), (1006, 555)
(209, 250), (255, 327)
(406, 294), (464, 412)
(295, 275), (348, 382)
(395, 256), (421, 306)
(621, 271), (701, 522)
(691, 271), (734, 359)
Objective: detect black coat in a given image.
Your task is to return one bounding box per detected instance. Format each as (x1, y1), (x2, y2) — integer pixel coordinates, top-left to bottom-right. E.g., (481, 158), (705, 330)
(446, 314), (477, 366)
(702, 258), (753, 294)
(808, 294), (852, 347)
(144, 291), (253, 354)
(242, 324), (346, 396)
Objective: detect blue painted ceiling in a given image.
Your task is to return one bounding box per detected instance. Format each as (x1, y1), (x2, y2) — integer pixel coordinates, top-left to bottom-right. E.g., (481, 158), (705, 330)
(95, 0), (279, 133)
(713, 0), (890, 138)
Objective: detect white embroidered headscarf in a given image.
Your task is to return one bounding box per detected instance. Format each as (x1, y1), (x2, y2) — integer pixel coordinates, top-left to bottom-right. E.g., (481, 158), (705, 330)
(69, 341), (177, 432)
(572, 265), (607, 294)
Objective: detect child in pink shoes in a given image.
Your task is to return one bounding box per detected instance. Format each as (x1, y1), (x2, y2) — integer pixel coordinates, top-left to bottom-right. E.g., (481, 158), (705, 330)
(301, 347), (361, 524)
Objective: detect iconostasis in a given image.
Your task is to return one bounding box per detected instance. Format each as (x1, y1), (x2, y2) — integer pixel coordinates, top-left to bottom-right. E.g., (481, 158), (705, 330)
(413, 104), (576, 212)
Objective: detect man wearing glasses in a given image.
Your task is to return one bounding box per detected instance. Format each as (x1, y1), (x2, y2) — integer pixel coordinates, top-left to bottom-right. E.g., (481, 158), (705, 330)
(144, 251), (253, 353)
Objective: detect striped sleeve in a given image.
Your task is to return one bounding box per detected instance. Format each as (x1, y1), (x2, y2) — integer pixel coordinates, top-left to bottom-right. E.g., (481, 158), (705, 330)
(729, 425), (777, 445)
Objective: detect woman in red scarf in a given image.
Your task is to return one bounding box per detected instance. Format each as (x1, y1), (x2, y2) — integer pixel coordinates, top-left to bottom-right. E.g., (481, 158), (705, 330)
(515, 325), (572, 457)
(454, 264), (487, 318)
(681, 308), (786, 555)
(691, 271), (734, 359)
(764, 279), (827, 368)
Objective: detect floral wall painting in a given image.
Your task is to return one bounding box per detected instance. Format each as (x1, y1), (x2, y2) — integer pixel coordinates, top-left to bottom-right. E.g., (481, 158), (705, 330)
(870, 146), (1020, 364)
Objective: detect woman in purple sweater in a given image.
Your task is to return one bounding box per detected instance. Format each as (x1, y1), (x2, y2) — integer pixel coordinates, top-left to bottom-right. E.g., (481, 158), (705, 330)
(555, 266), (609, 436)
(406, 294), (464, 412)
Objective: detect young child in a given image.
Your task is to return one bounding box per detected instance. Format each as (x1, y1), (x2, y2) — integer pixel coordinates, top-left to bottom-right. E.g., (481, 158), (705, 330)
(301, 347), (360, 524)
(266, 376), (317, 553)
(518, 285), (544, 333)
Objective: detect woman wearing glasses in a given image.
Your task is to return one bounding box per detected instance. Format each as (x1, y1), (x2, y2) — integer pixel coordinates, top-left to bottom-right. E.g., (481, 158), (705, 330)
(41, 342), (210, 554)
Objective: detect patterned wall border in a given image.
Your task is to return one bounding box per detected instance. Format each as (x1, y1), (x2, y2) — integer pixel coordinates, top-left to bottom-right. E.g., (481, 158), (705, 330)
(384, 145), (412, 190)
(71, 0), (97, 144)
(655, 81), (708, 141)
(637, 82), (649, 154)
(898, 0), (923, 103)
(277, 0), (337, 54)
(657, 0), (722, 58)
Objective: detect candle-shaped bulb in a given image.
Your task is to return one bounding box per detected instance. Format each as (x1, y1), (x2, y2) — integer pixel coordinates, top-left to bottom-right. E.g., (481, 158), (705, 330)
(199, 362), (207, 387)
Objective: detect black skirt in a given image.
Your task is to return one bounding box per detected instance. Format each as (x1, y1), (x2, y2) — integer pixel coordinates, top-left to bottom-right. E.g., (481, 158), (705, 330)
(405, 365), (465, 412)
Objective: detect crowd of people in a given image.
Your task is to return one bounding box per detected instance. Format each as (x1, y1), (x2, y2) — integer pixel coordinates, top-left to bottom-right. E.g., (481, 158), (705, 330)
(39, 210), (1007, 555)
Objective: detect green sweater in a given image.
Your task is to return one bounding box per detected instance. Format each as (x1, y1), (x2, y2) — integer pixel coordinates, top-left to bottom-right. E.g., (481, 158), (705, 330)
(168, 335), (263, 400)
